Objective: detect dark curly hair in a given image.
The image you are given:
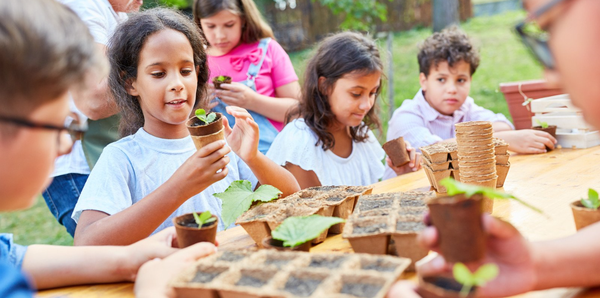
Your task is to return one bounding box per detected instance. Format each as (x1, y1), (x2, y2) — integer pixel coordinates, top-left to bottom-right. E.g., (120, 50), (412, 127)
(418, 26), (480, 77)
(108, 8), (209, 137)
(286, 31), (382, 151)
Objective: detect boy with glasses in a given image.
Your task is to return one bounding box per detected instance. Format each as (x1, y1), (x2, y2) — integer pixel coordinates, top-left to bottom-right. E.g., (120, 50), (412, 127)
(388, 0), (600, 296)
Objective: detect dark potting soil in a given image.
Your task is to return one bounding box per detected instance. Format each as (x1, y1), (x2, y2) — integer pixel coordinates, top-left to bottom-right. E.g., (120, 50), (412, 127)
(236, 275), (267, 288)
(341, 282), (382, 298)
(308, 256), (346, 269)
(353, 223), (388, 235)
(345, 186), (368, 193)
(190, 121), (207, 127)
(400, 199), (426, 207)
(217, 251), (247, 262)
(245, 213), (269, 222)
(180, 219), (215, 228)
(425, 276), (473, 293)
(264, 256), (293, 269)
(283, 276), (321, 297)
(191, 268), (226, 283)
(396, 221), (425, 232)
(397, 208), (426, 216)
(358, 199), (393, 211)
(362, 259), (396, 272)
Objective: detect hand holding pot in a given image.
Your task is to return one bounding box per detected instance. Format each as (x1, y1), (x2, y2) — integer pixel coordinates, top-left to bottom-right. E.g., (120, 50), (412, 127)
(495, 130), (556, 154)
(386, 141), (422, 176)
(417, 213), (537, 297)
(223, 106), (259, 162)
(215, 82), (257, 109)
(134, 241), (217, 298)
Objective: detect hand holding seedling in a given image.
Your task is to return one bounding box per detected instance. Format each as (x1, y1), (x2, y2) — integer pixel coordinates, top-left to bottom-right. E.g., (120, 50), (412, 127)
(535, 119), (549, 129)
(494, 130), (556, 154)
(453, 263), (498, 297)
(581, 188), (600, 209)
(222, 106), (259, 162)
(386, 141), (422, 175)
(215, 81), (257, 109)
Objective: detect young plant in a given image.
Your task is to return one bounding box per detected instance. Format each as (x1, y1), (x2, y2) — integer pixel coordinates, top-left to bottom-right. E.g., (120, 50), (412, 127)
(192, 210), (216, 227)
(535, 119), (549, 129)
(215, 75), (228, 82)
(271, 215), (345, 248)
(581, 188), (600, 210)
(453, 262), (498, 297)
(440, 177), (543, 214)
(213, 180), (282, 229)
(195, 108), (216, 125)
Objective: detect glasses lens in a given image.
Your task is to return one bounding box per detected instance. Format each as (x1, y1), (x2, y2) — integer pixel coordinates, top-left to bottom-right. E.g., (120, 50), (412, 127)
(518, 22), (555, 69)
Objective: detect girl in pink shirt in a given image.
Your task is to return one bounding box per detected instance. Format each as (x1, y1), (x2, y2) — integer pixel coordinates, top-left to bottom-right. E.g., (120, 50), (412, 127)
(193, 0), (301, 153)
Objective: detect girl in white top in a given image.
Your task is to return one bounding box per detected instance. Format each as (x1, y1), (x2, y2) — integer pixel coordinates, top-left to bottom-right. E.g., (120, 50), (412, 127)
(72, 8), (299, 246)
(266, 32), (420, 189)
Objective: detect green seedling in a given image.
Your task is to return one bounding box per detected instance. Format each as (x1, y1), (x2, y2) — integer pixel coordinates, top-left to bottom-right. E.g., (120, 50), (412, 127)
(195, 108), (216, 125)
(271, 215), (345, 248)
(453, 262), (499, 297)
(192, 210), (216, 227)
(440, 177), (543, 214)
(215, 75), (228, 82)
(213, 180), (282, 229)
(581, 188), (600, 210)
(535, 119), (549, 129)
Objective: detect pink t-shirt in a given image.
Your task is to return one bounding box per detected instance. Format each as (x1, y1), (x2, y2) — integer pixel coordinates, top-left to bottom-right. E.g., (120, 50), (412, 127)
(207, 39), (298, 131)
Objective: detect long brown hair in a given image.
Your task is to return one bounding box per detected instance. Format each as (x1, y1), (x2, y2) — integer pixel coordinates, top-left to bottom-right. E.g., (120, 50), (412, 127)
(108, 8), (209, 137)
(287, 32), (382, 151)
(193, 0), (275, 44)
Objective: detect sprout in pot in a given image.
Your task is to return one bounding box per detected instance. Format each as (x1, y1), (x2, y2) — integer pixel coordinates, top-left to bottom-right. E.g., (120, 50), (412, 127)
(192, 109), (217, 126)
(535, 119), (549, 129)
(173, 210), (219, 248)
(264, 215), (345, 251)
(186, 109), (224, 150)
(213, 180), (282, 229)
(192, 211), (217, 227)
(571, 188), (600, 230)
(212, 75), (232, 90)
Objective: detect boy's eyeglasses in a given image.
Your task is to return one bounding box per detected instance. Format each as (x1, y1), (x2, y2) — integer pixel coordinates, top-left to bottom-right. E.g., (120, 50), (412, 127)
(0, 115), (87, 154)
(514, 0), (569, 69)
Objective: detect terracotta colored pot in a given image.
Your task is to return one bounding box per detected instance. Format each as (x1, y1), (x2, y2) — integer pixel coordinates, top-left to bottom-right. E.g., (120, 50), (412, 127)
(173, 213), (218, 248)
(261, 236), (311, 252)
(499, 79), (563, 130)
(417, 275), (477, 298)
(570, 200), (600, 230)
(383, 136), (410, 167)
(212, 76), (232, 90)
(532, 125), (557, 151)
(186, 113), (224, 150)
(427, 194), (486, 263)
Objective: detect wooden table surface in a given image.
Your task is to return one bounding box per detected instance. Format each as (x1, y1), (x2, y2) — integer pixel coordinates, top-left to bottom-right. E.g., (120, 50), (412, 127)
(37, 147), (600, 297)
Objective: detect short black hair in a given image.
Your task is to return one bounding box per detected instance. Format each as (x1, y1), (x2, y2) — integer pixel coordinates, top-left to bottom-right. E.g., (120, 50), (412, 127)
(418, 26), (480, 77)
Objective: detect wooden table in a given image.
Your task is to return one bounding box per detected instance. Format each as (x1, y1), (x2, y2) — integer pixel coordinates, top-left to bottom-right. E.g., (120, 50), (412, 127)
(38, 147), (600, 297)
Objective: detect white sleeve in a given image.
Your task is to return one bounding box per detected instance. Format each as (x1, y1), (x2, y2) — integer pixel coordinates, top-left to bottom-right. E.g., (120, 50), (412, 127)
(388, 108), (443, 151)
(72, 145), (135, 222)
(266, 121), (324, 175)
(60, 0), (111, 45)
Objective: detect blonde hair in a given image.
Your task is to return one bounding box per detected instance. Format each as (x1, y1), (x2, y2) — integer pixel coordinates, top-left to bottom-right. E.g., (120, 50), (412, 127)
(193, 0), (275, 44)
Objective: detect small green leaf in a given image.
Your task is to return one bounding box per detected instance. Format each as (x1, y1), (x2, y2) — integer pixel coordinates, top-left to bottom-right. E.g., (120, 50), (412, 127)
(213, 180), (282, 229)
(472, 264), (499, 286)
(271, 215), (345, 247)
(453, 262), (474, 286)
(195, 109), (208, 123)
(192, 211), (202, 226)
(192, 211), (215, 227)
(206, 112), (216, 124)
(581, 188), (600, 209)
(453, 263), (498, 297)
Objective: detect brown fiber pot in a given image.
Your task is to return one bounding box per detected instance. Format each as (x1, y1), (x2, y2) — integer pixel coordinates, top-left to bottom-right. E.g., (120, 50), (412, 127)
(186, 113), (225, 150)
(570, 200), (600, 230)
(383, 136), (411, 167)
(417, 275), (477, 298)
(532, 125), (557, 151)
(261, 236), (311, 252)
(212, 76), (232, 90)
(173, 213), (218, 248)
(427, 194), (485, 263)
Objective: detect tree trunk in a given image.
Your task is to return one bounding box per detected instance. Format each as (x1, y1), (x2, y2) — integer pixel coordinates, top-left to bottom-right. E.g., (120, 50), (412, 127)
(432, 0), (459, 32)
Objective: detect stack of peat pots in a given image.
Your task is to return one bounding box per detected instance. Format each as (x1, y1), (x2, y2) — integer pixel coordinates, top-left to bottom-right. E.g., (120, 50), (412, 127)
(493, 138), (510, 187)
(455, 121), (497, 213)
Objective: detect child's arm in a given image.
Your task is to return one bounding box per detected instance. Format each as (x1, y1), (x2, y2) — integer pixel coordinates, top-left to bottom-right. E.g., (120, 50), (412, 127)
(223, 106), (300, 196)
(73, 141), (231, 246)
(22, 227), (190, 290)
(283, 163), (322, 189)
(493, 121), (513, 132)
(494, 130), (557, 154)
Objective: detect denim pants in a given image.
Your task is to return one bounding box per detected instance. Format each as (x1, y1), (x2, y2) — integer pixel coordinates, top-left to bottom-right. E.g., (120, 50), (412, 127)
(42, 173), (88, 237)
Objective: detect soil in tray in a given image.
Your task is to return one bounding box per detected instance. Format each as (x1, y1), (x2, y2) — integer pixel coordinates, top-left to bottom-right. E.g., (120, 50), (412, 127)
(283, 276), (321, 297)
(353, 223), (388, 235)
(341, 282), (382, 298)
(400, 199), (427, 208)
(308, 256), (347, 269)
(191, 267), (227, 283)
(326, 195), (345, 202)
(358, 199), (393, 211)
(236, 275), (268, 288)
(265, 256), (294, 269)
(217, 251), (247, 262)
(396, 221), (426, 232)
(362, 259), (397, 272)
(397, 208), (426, 216)
(345, 186), (369, 193)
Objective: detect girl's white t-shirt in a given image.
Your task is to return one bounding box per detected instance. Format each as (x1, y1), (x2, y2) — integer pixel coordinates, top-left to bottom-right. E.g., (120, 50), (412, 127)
(266, 118), (385, 186)
(72, 128), (258, 233)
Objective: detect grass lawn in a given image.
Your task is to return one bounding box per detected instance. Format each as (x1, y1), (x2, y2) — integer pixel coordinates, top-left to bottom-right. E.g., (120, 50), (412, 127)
(0, 11), (543, 247)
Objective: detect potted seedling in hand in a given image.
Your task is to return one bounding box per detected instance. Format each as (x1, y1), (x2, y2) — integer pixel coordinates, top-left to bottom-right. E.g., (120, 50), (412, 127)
(186, 108), (224, 150)
(383, 136), (411, 167)
(570, 188), (600, 230)
(173, 210), (218, 248)
(532, 119), (557, 151)
(212, 75), (232, 90)
(428, 178), (541, 263)
(262, 215), (345, 252)
(417, 263), (499, 298)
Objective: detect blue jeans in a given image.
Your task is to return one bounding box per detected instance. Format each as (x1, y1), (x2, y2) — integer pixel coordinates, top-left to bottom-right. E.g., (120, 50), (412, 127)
(42, 173), (88, 237)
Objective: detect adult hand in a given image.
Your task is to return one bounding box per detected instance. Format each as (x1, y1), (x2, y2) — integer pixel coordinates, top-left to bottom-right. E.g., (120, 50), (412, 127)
(215, 82), (257, 110)
(496, 130), (557, 154)
(387, 141), (421, 176)
(134, 242), (217, 298)
(417, 213), (537, 297)
(223, 106), (259, 162)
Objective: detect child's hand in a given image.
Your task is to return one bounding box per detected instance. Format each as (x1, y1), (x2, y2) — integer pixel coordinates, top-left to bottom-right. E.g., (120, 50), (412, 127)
(223, 106), (259, 162)
(387, 142), (422, 176)
(387, 281), (422, 298)
(215, 82), (257, 109)
(134, 241), (217, 298)
(122, 227), (179, 282)
(171, 140), (231, 200)
(496, 130), (557, 154)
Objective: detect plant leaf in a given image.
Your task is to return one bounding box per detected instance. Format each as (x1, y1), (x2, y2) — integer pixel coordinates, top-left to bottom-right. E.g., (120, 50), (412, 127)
(195, 109), (206, 118)
(271, 215), (345, 247)
(453, 262), (474, 286)
(213, 180), (281, 229)
(192, 211), (202, 226)
(581, 188), (600, 209)
(198, 211), (212, 224)
(472, 263), (499, 286)
(206, 112), (216, 124)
